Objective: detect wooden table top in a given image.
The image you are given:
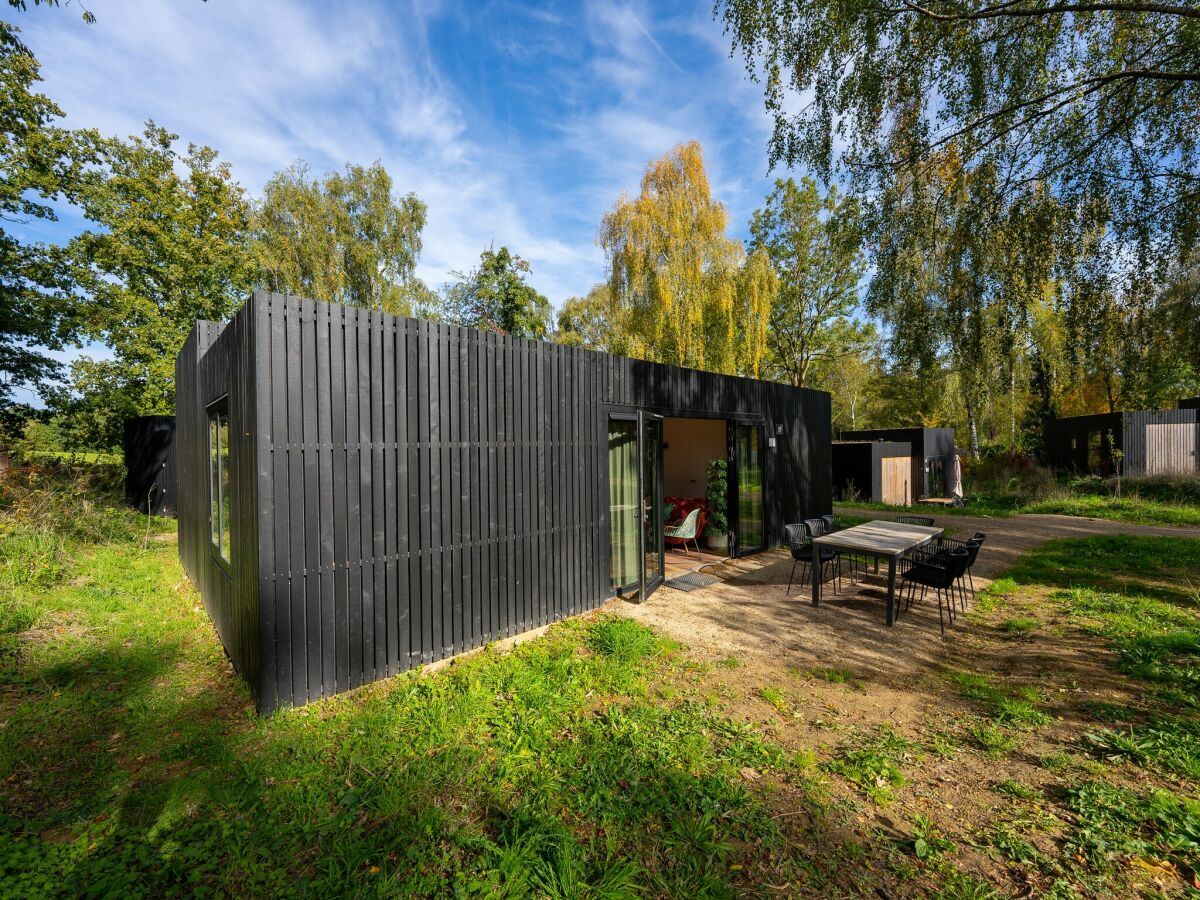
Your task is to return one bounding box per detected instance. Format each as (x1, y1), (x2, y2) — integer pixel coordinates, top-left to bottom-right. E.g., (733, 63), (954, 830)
(813, 520), (942, 558)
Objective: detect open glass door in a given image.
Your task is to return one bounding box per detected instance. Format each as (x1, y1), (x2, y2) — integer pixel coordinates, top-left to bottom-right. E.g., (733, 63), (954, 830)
(608, 419), (640, 595)
(733, 422), (765, 556)
(640, 412), (665, 597)
(608, 413), (664, 600)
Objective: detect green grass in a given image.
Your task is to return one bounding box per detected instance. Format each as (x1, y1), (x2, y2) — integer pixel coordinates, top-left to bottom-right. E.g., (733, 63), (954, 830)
(1003, 536), (1200, 714)
(825, 726), (915, 805)
(946, 671), (1050, 728)
(978, 534), (1200, 884)
(1023, 494), (1200, 527)
(1064, 780), (1200, 873)
(836, 471), (1200, 527)
(2, 477), (844, 898)
(0, 557), (816, 897)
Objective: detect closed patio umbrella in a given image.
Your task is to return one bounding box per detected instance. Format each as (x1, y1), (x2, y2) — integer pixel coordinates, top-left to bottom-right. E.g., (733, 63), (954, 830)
(950, 453), (964, 502)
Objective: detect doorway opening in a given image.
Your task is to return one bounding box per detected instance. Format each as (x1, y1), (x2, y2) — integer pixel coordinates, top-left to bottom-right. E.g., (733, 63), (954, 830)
(661, 417), (727, 579)
(608, 413), (767, 601)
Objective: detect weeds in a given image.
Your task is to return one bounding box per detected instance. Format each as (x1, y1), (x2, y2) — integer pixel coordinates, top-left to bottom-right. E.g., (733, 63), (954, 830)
(906, 815), (955, 860)
(992, 779), (1040, 801)
(826, 726), (915, 805)
(983, 823), (1039, 864)
(967, 721), (1019, 757)
(1085, 717), (1200, 780)
(0, 464), (164, 593)
(1000, 617), (1040, 636)
(1064, 780), (1200, 874)
(948, 671), (1050, 728)
(759, 685), (789, 713)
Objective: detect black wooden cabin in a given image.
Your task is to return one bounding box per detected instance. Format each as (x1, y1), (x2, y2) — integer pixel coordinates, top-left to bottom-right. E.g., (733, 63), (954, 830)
(123, 415), (177, 516)
(176, 292), (832, 712)
(832, 440), (914, 505)
(1044, 408), (1199, 476)
(838, 427), (957, 500)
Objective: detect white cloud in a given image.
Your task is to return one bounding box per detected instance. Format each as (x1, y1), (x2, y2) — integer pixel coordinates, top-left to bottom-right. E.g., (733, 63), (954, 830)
(7, 0), (798, 313)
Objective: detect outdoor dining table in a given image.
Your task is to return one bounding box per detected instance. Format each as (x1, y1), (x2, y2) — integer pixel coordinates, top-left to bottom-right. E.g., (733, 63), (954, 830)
(811, 520), (944, 626)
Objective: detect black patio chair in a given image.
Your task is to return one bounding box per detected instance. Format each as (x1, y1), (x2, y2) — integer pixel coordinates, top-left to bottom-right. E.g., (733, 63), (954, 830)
(893, 514), (935, 527)
(900, 546), (970, 636)
(823, 514), (865, 582)
(935, 536), (982, 609)
(785, 522), (842, 596)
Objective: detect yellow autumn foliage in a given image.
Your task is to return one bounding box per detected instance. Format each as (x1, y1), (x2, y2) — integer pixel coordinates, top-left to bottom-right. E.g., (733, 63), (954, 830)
(599, 141), (772, 376)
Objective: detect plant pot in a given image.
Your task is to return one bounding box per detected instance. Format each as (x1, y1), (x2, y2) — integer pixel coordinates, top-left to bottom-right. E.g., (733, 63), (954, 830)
(706, 532), (729, 553)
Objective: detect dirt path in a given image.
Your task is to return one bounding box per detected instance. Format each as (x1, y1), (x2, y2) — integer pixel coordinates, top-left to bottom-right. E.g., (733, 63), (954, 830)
(608, 511), (1200, 684)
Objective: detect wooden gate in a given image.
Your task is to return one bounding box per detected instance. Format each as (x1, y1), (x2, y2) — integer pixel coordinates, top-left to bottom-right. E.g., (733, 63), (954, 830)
(1145, 423), (1198, 475)
(880, 456), (911, 505)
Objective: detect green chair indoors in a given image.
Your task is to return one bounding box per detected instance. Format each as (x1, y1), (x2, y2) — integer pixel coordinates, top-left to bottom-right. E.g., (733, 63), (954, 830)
(665, 508), (701, 555)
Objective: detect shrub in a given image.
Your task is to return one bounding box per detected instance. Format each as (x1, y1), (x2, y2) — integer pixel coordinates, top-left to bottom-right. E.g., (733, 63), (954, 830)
(0, 463), (148, 591)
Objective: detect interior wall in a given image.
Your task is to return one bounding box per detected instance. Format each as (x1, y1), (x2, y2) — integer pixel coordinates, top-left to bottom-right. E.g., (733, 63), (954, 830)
(663, 417), (726, 497)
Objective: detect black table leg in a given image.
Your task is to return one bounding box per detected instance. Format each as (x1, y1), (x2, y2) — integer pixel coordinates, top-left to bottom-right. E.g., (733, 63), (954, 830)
(885, 556), (897, 626)
(811, 540), (821, 607)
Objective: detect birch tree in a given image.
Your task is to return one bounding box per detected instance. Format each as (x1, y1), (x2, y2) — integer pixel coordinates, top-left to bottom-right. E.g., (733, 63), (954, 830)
(599, 142), (771, 375)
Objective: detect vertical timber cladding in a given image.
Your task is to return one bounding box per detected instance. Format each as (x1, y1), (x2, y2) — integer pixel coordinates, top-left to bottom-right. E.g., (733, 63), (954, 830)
(253, 292), (610, 712)
(174, 310), (261, 706)
(205, 291), (832, 712)
(1124, 408), (1200, 476)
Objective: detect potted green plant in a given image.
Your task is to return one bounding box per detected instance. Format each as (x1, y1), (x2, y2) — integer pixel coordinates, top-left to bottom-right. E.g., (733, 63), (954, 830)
(705, 457), (730, 552)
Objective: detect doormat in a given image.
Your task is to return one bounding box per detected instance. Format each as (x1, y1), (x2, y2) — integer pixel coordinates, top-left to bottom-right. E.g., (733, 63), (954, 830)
(664, 571), (722, 592)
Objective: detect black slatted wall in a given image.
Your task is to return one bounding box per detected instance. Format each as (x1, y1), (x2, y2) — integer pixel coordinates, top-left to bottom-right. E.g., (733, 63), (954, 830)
(123, 415), (178, 516)
(181, 292), (830, 712)
(176, 309), (261, 705)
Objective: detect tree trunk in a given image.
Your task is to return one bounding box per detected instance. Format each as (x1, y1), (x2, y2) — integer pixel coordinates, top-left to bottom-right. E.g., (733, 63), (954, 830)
(966, 403), (981, 460)
(1104, 371), (1117, 413)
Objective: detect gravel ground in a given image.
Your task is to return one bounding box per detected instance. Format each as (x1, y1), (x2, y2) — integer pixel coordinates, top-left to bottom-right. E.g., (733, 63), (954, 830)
(607, 511), (1200, 682)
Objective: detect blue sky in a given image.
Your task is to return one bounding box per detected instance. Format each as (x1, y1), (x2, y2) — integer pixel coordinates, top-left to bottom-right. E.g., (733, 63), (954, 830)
(6, 0), (810, 400)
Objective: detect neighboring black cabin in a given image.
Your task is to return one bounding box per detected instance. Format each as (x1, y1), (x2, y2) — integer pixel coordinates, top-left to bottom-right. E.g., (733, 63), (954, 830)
(123, 415), (177, 516)
(1044, 408), (1199, 476)
(832, 441), (913, 505)
(1181, 398), (1200, 411)
(176, 292), (833, 712)
(837, 428), (957, 500)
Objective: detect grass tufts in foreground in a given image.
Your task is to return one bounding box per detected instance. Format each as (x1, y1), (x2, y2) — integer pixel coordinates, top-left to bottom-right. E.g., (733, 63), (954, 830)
(0, 516), (809, 898)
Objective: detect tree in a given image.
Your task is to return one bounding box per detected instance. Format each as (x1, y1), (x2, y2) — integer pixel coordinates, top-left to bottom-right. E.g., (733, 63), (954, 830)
(62, 123), (258, 447)
(721, 0), (1200, 442)
(256, 161), (429, 315)
(441, 245), (552, 339)
(0, 23), (83, 412)
(748, 177), (868, 387)
(7, 0), (95, 24)
(554, 283), (628, 353)
(809, 328), (882, 432)
(719, 1), (1199, 276)
(599, 141), (771, 375)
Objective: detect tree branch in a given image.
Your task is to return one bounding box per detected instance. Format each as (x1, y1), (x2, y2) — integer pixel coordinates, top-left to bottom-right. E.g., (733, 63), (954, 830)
(887, 0), (1200, 22)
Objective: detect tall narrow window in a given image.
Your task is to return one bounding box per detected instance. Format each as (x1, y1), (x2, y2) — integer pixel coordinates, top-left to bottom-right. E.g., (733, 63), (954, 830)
(208, 403), (231, 564)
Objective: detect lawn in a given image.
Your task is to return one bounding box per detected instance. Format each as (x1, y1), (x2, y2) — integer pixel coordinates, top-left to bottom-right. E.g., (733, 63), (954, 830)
(838, 471), (1200, 527)
(3, 470), (1200, 896)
